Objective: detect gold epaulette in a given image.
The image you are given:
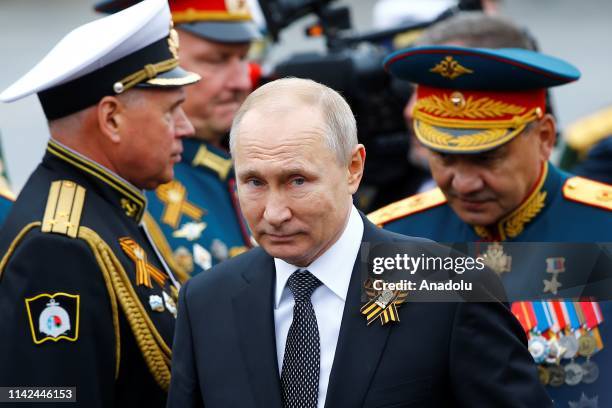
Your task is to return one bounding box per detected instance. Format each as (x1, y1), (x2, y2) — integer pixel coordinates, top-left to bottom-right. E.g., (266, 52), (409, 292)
(565, 106), (612, 157)
(41, 180), (86, 238)
(368, 188), (447, 226)
(191, 144), (232, 180)
(563, 176), (612, 211)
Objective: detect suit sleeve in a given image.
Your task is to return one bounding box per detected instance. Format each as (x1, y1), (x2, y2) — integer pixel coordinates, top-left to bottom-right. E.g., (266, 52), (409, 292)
(167, 278), (204, 408)
(449, 301), (553, 407)
(0, 230), (116, 408)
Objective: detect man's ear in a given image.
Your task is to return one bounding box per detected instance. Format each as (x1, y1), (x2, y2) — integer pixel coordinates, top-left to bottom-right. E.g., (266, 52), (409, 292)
(97, 95), (124, 143)
(535, 114), (557, 161)
(347, 144), (366, 195)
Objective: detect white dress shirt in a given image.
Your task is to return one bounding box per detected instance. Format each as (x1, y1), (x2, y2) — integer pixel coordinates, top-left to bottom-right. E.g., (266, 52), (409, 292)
(274, 205), (364, 408)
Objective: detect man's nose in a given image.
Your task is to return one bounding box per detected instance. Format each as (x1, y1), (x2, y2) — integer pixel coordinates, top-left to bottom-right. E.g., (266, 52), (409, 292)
(263, 192), (292, 228)
(451, 166), (485, 196)
(174, 106), (195, 139)
(225, 59), (251, 92)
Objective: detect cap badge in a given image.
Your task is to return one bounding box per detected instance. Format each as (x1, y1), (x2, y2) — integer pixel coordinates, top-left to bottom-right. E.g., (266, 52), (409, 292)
(225, 0), (249, 14)
(168, 26), (180, 59)
(430, 56), (474, 80)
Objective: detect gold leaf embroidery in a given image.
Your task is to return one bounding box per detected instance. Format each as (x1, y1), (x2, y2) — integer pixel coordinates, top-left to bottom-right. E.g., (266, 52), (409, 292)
(416, 94), (526, 119)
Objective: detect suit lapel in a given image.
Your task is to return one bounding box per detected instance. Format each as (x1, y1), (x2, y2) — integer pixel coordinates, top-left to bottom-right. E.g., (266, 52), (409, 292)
(232, 250), (283, 408)
(324, 217), (394, 407)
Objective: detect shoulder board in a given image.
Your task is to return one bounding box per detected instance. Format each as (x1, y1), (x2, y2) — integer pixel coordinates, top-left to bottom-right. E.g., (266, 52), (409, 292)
(0, 185), (15, 201)
(563, 176), (612, 211)
(565, 106), (612, 155)
(191, 145), (232, 180)
(41, 180), (86, 238)
(368, 188), (447, 226)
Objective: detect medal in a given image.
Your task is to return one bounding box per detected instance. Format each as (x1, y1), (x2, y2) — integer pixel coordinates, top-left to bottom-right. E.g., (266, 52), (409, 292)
(211, 239), (229, 261)
(193, 243), (212, 271)
(172, 221), (207, 241)
(528, 335), (549, 364)
(547, 365), (565, 387)
(542, 257), (565, 295)
(537, 365), (550, 385)
(546, 338), (564, 365)
(578, 334), (596, 357)
(360, 286), (407, 326)
(163, 292), (177, 318)
(559, 334), (579, 359)
(542, 275), (562, 295)
(568, 393), (600, 408)
(149, 295), (165, 312)
(564, 362), (584, 386)
(581, 360), (599, 384)
(482, 242), (512, 276)
(173, 246), (194, 274)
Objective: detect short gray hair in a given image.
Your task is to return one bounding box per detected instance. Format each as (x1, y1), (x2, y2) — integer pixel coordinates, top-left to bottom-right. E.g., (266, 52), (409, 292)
(416, 11), (536, 50)
(229, 77), (358, 165)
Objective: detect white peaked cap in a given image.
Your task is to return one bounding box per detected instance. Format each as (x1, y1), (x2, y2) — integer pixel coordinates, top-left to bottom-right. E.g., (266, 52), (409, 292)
(0, 0), (199, 119)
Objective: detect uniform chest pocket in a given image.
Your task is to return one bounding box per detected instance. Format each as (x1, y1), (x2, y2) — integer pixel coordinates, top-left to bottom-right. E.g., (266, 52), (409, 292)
(363, 376), (432, 408)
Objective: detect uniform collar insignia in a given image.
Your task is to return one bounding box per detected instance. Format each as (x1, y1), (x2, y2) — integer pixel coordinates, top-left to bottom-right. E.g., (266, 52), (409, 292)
(474, 162), (549, 241)
(47, 139), (146, 222)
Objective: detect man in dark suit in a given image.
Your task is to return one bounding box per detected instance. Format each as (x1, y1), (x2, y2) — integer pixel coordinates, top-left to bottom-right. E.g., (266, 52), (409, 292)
(167, 78), (551, 407)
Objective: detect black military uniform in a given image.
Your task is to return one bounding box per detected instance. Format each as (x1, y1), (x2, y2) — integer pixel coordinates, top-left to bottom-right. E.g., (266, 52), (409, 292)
(0, 0), (199, 406)
(0, 140), (178, 406)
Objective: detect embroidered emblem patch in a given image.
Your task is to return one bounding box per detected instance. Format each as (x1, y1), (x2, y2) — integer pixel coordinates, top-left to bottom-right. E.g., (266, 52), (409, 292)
(25, 293), (80, 344)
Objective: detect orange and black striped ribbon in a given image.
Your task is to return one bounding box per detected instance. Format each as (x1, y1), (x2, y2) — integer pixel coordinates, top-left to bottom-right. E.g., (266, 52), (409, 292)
(119, 237), (168, 288)
(360, 292), (401, 326)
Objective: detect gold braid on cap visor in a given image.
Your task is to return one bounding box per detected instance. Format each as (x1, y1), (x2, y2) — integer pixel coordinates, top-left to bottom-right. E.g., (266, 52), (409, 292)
(412, 93), (544, 152)
(113, 58), (180, 94)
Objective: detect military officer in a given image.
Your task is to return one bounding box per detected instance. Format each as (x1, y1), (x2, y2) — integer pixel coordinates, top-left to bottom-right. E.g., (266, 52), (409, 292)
(96, 0), (260, 276)
(369, 45), (612, 407)
(0, 0), (199, 406)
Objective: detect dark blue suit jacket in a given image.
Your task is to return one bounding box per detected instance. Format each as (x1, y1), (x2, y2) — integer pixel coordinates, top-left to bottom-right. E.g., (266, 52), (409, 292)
(168, 216), (551, 407)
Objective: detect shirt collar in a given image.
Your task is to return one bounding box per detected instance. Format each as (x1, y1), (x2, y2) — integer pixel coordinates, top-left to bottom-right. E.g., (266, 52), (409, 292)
(274, 205), (364, 309)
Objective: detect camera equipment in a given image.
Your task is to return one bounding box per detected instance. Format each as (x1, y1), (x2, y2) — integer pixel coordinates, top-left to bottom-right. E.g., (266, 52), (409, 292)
(258, 0), (474, 211)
